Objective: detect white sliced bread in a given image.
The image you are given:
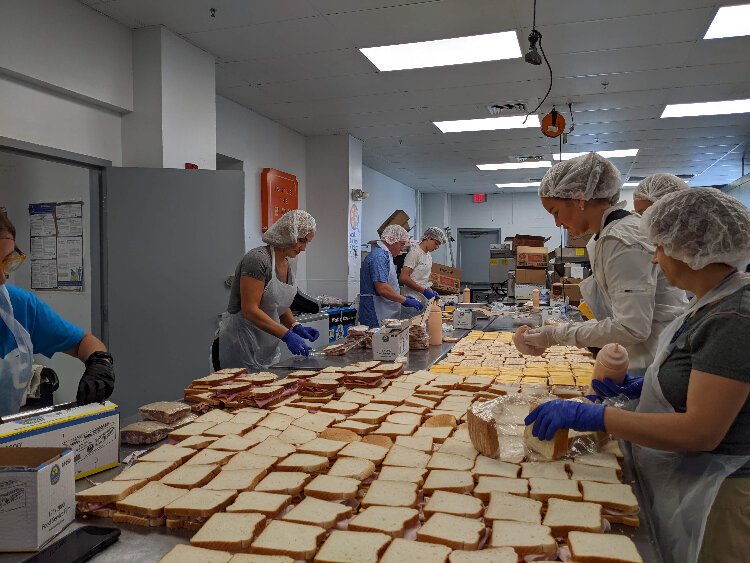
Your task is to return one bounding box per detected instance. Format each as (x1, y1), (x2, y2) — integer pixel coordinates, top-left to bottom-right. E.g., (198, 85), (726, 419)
(521, 461), (569, 480)
(228, 555), (293, 563)
(205, 421), (257, 438)
(184, 449), (236, 467)
(281, 496), (352, 529)
(350, 410), (389, 424)
(76, 479), (147, 503)
(313, 530), (391, 563)
(447, 547), (518, 563)
(113, 461), (178, 482)
(471, 456), (520, 479)
(542, 498), (603, 536)
(194, 410), (235, 424)
(319, 428), (361, 443)
(529, 477), (582, 502)
(271, 405), (309, 419)
(394, 435), (434, 452)
(275, 453), (330, 473)
(385, 412), (423, 426)
(568, 531), (643, 562)
(304, 474), (360, 500)
(257, 412), (294, 431)
(377, 466), (428, 486)
(372, 421), (418, 438)
(297, 438), (348, 458)
(226, 491), (292, 516)
(485, 492), (542, 524)
(222, 452), (277, 472)
(254, 472), (312, 495)
(473, 476), (529, 501)
(242, 427), (282, 447)
(361, 435), (394, 449)
(600, 440), (625, 459)
(423, 490), (483, 518)
(190, 512), (265, 551)
(169, 422), (218, 441)
(332, 420), (379, 435)
(567, 462), (621, 484)
(437, 438), (478, 460)
(176, 435), (218, 450)
(139, 444), (196, 464)
(203, 468), (266, 492)
(160, 464), (220, 489)
(327, 457), (377, 480)
(248, 436), (296, 458)
(251, 520), (326, 559)
(206, 434), (257, 452)
(382, 445), (431, 468)
(292, 412), (336, 433)
(276, 425), (318, 446)
(337, 441), (390, 464)
(380, 538), (452, 563)
(524, 423), (569, 460)
(489, 521), (556, 556)
(427, 453), (474, 471)
(413, 426), (452, 443)
(164, 488), (236, 518)
(422, 470), (474, 494)
(115, 482), (188, 517)
(416, 512), (486, 550)
(158, 544), (231, 562)
(580, 481), (639, 513)
(574, 452), (621, 471)
(348, 506), (419, 537)
(361, 480), (418, 508)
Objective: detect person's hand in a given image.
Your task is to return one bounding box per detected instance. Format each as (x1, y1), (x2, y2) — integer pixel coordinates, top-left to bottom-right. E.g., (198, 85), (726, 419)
(522, 325), (557, 355)
(77, 352), (115, 405)
(422, 288), (439, 300)
(292, 324), (320, 342)
(282, 330), (311, 356)
(592, 374), (644, 400)
(525, 400), (606, 441)
(403, 296), (424, 310)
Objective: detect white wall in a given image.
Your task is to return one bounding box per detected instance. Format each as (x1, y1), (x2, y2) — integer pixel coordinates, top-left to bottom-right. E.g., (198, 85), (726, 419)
(420, 192), (450, 265)
(362, 166), (417, 243)
(728, 184), (750, 208)
(0, 152), (93, 403)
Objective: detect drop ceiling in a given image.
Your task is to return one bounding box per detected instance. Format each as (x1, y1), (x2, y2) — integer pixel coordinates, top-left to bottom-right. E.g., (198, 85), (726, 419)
(82, 0), (750, 193)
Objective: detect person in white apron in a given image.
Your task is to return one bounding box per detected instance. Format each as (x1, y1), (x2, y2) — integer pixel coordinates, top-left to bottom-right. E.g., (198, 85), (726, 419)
(218, 210), (320, 371)
(400, 227), (446, 313)
(522, 153), (687, 373)
(526, 188), (750, 563)
(632, 173), (689, 215)
(357, 224), (424, 328)
(0, 213), (114, 416)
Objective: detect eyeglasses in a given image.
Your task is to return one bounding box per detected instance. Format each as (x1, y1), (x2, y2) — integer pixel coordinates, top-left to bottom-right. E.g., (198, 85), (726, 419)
(0, 244), (25, 275)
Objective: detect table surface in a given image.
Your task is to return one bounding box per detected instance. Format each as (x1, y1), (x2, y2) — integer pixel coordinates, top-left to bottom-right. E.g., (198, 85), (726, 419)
(1, 322), (662, 563)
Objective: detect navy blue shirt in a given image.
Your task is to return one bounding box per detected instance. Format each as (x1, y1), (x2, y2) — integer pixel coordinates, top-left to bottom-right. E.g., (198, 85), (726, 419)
(359, 245), (393, 328)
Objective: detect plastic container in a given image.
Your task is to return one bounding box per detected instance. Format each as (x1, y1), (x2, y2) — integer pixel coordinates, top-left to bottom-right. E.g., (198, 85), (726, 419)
(532, 288), (540, 308)
(592, 343), (629, 385)
(462, 286), (471, 303)
(428, 304), (443, 346)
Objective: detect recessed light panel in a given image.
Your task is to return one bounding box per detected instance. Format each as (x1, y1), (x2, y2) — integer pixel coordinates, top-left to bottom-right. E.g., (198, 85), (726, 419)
(622, 182), (639, 187)
(360, 31), (522, 72)
(477, 161), (551, 170)
(661, 99), (750, 118)
(552, 149), (639, 161)
(704, 4), (750, 39)
(436, 115), (540, 133)
(495, 182), (541, 188)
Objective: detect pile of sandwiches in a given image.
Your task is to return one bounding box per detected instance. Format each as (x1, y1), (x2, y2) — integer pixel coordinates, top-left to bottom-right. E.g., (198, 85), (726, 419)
(183, 369), (298, 410)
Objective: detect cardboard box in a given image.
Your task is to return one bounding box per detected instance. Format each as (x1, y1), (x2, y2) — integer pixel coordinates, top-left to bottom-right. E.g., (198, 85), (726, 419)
(430, 263), (462, 294)
(515, 268), (547, 285)
(377, 210), (411, 238)
(552, 280), (583, 304)
(555, 247), (589, 260)
(0, 402), (119, 480)
(516, 246), (549, 268)
(0, 447), (75, 551)
(372, 323), (409, 361)
(514, 283), (546, 301)
(453, 309), (477, 329)
(327, 307), (357, 343)
(511, 234), (547, 250)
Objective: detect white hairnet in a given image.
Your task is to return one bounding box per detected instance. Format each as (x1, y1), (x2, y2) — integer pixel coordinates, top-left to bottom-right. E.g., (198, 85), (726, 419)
(539, 152), (622, 203)
(262, 210), (316, 247)
(633, 173), (689, 203)
(422, 227), (447, 244)
(381, 224), (410, 245)
(642, 188), (750, 270)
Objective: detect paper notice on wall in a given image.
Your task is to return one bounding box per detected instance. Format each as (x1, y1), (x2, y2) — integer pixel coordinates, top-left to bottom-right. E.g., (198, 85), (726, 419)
(57, 237), (83, 288)
(31, 261), (57, 289)
(57, 217), (83, 237)
(29, 204), (56, 237)
(30, 237), (56, 260)
(29, 201), (84, 291)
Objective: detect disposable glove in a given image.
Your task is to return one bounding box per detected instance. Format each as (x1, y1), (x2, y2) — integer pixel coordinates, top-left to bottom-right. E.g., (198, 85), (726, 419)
(592, 374), (644, 400)
(77, 352), (115, 405)
(403, 296), (424, 310)
(525, 400), (606, 441)
(282, 330), (311, 356)
(292, 324), (320, 342)
(522, 325), (557, 355)
(422, 288), (439, 300)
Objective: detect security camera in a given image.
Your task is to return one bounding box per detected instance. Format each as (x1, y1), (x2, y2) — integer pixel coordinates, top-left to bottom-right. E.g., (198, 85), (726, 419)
(524, 30), (543, 66)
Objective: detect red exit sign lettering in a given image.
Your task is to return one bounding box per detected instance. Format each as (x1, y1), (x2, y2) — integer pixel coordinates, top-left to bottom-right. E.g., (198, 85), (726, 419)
(473, 193), (487, 203)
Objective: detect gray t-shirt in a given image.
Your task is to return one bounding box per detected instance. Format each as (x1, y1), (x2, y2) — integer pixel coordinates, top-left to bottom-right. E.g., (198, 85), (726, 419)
(227, 246), (275, 314)
(657, 284), (750, 469)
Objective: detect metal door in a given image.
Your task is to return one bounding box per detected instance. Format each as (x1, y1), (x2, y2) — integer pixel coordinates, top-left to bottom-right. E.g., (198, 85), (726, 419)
(458, 229), (500, 284)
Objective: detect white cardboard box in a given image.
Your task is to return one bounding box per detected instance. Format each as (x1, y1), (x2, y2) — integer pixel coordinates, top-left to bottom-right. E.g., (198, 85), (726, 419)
(514, 283), (546, 301)
(453, 309), (477, 329)
(0, 402), (119, 480)
(372, 324), (409, 360)
(0, 447), (75, 551)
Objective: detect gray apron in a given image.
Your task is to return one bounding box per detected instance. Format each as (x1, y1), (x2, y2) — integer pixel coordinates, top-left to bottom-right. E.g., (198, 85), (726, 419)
(357, 241), (401, 326)
(0, 285), (34, 416)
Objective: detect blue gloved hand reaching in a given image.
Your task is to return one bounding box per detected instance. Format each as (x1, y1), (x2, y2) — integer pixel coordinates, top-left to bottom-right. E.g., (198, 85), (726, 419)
(591, 374), (644, 400)
(292, 324), (320, 342)
(422, 288), (439, 300)
(282, 330), (311, 356)
(403, 296), (424, 311)
(525, 400), (607, 441)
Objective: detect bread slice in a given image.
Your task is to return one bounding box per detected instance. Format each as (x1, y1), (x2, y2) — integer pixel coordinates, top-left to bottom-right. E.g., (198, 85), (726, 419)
(348, 506), (419, 537)
(319, 428), (361, 443)
(394, 436), (434, 452)
(521, 461), (569, 480)
(471, 456), (519, 479)
(275, 453), (330, 473)
(190, 512), (265, 551)
(333, 420), (379, 435)
(485, 492), (542, 524)
(203, 468), (266, 492)
(304, 474), (359, 500)
(297, 438), (348, 458)
(524, 423), (569, 460)
(427, 453), (474, 471)
(327, 457), (377, 480)
(437, 438), (478, 460)
(382, 445), (431, 468)
(226, 491), (291, 516)
(380, 538), (452, 562)
(423, 490), (483, 518)
(320, 400), (360, 415)
(350, 410), (389, 424)
(580, 481), (639, 513)
(423, 414), (458, 428)
(489, 521), (556, 556)
(574, 452), (621, 471)
(248, 436), (296, 458)
(385, 412), (423, 426)
(422, 470), (474, 494)
(160, 464), (220, 489)
(542, 498), (602, 536)
(232, 410), (269, 426)
(498, 436), (526, 464)
(377, 466), (428, 486)
(116, 482), (188, 517)
(314, 530), (391, 563)
(529, 477), (582, 502)
(277, 425), (318, 446)
(567, 462), (621, 484)
(179, 435), (218, 450)
(447, 547), (518, 563)
(254, 472), (312, 495)
(158, 544), (232, 562)
(272, 405), (309, 419)
(416, 512), (486, 550)
(568, 531), (643, 562)
(281, 496), (352, 529)
(222, 452), (277, 472)
(207, 434), (257, 452)
(473, 476), (529, 501)
(413, 426), (452, 443)
(76, 479), (147, 504)
(242, 427), (282, 447)
(194, 409), (235, 424)
(139, 444), (196, 464)
(361, 480), (418, 508)
(113, 511), (165, 527)
(113, 461), (178, 482)
(337, 441), (389, 464)
(183, 449), (236, 467)
(361, 435), (393, 449)
(205, 421), (257, 438)
(228, 555), (293, 562)
(292, 412), (336, 433)
(600, 440), (624, 459)
(164, 488), (236, 518)
(251, 520), (326, 559)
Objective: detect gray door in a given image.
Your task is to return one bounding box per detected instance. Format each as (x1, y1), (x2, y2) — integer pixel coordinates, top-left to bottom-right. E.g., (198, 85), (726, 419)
(104, 167), (245, 416)
(459, 230), (500, 284)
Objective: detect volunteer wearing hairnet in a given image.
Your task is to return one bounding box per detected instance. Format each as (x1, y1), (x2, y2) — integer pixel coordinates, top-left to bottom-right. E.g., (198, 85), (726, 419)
(0, 213), (114, 416)
(632, 173), (689, 214)
(399, 227), (446, 309)
(521, 153), (687, 373)
(358, 224), (424, 328)
(217, 210), (319, 370)
(525, 188), (750, 563)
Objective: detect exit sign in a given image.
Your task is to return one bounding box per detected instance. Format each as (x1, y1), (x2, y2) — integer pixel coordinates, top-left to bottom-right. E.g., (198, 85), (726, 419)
(473, 193), (487, 203)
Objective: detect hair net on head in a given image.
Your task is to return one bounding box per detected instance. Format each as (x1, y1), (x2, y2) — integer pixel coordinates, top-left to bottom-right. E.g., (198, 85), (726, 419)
(642, 188), (750, 270)
(381, 224), (410, 245)
(539, 152), (622, 203)
(262, 210), (316, 247)
(422, 227), (447, 244)
(633, 173), (689, 203)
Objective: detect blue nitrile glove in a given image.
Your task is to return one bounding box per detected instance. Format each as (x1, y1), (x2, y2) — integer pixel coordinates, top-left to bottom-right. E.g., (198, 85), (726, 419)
(293, 324), (320, 342)
(403, 296), (424, 311)
(423, 288), (439, 300)
(591, 374), (644, 400)
(282, 330), (311, 356)
(525, 400), (606, 441)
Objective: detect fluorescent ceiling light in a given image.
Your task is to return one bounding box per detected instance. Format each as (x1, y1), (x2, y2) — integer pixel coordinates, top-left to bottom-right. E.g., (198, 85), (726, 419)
(435, 114), (540, 133)
(704, 4), (750, 39)
(661, 98), (750, 118)
(552, 149), (639, 161)
(495, 182), (541, 188)
(477, 161), (551, 171)
(623, 182), (639, 187)
(360, 31), (521, 72)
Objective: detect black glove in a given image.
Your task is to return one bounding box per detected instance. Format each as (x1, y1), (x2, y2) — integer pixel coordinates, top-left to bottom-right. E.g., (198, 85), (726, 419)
(77, 351), (115, 405)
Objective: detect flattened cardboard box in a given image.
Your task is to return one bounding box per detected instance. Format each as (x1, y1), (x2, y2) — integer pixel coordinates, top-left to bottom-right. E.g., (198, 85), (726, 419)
(0, 402), (119, 480)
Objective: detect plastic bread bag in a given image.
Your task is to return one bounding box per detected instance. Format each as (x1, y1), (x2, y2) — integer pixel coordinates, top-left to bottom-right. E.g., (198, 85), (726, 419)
(468, 393), (541, 462)
(120, 421), (171, 445)
(139, 401), (191, 425)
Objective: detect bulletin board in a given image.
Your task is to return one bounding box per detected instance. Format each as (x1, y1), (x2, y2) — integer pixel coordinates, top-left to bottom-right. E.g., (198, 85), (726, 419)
(28, 201), (84, 291)
(260, 168), (299, 233)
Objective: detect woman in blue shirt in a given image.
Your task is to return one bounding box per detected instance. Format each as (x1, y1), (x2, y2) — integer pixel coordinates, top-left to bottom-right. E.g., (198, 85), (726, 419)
(0, 213), (114, 416)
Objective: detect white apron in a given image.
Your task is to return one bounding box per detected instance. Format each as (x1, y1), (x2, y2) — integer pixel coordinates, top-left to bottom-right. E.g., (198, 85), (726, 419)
(357, 241), (401, 326)
(402, 246), (433, 304)
(218, 248), (298, 370)
(0, 286), (34, 416)
(633, 272), (750, 563)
